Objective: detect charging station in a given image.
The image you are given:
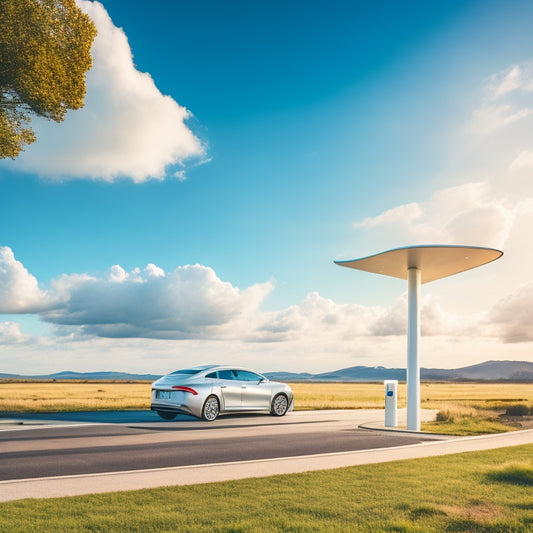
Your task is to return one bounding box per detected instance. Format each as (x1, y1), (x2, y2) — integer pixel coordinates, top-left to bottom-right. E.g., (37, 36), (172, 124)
(336, 245), (502, 431)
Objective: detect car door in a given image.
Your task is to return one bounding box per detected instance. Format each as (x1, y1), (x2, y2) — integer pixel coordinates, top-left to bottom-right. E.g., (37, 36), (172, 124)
(235, 370), (272, 410)
(217, 369), (242, 410)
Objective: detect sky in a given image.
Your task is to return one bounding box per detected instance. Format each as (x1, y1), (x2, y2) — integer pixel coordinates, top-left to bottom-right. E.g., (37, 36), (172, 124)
(1, 0), (533, 375)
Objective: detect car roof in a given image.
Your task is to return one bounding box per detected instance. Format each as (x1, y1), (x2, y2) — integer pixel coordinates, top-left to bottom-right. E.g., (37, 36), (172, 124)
(206, 365), (263, 373)
(169, 365), (265, 376)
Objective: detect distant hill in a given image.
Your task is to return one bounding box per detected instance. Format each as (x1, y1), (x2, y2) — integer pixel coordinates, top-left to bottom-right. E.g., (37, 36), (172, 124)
(265, 360), (533, 382)
(1, 360), (532, 382)
(421, 360), (533, 381)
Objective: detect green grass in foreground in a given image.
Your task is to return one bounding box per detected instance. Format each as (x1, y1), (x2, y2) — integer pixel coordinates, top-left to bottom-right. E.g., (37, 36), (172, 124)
(1, 445), (533, 532)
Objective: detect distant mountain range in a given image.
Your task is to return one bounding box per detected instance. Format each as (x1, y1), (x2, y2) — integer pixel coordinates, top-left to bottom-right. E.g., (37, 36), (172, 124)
(1, 360), (532, 382)
(265, 360), (533, 382)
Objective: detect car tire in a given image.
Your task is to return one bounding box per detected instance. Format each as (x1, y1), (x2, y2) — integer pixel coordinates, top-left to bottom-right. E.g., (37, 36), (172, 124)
(271, 393), (289, 416)
(202, 395), (220, 421)
(156, 411), (177, 420)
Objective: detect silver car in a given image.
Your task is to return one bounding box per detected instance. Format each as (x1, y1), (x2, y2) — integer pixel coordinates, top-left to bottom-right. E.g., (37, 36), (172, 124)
(151, 364), (294, 421)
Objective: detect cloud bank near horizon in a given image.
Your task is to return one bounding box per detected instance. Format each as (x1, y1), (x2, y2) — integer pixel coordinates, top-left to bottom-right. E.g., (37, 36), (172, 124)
(0, 246), (531, 348)
(4, 0), (205, 183)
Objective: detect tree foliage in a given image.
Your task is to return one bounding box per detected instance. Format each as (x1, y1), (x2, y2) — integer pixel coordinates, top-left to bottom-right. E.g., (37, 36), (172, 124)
(0, 0), (96, 158)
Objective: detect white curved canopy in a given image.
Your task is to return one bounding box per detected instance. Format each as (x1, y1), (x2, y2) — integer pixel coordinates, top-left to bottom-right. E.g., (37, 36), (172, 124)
(334, 245), (503, 284)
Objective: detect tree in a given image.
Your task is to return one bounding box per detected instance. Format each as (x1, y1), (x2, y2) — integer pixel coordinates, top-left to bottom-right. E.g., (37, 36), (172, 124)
(0, 0), (96, 158)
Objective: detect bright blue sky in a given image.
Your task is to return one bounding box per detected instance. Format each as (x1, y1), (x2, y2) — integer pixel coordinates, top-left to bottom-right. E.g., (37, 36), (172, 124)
(1, 0), (533, 374)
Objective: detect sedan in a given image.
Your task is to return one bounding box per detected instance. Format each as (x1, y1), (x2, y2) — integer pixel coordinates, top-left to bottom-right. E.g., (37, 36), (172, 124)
(151, 364), (294, 421)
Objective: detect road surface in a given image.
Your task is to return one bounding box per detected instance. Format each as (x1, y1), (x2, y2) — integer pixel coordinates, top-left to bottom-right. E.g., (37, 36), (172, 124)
(4, 409), (530, 502)
(0, 410), (436, 481)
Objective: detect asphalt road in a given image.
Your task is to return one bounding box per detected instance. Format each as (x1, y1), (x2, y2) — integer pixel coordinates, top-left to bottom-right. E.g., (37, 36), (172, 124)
(0, 410), (437, 481)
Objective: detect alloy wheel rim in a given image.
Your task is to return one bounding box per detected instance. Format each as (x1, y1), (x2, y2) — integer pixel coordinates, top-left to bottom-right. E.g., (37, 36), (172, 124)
(205, 398), (219, 420)
(274, 395), (287, 415)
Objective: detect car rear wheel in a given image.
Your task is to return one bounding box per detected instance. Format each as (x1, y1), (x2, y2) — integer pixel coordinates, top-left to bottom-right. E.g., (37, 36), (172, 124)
(156, 411), (177, 420)
(202, 395), (220, 421)
(271, 393), (289, 416)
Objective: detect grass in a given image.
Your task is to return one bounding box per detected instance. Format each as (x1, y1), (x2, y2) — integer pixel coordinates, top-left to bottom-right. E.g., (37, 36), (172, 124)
(1, 444), (532, 532)
(418, 382), (533, 411)
(416, 382), (533, 435)
(422, 413), (514, 435)
(1, 381), (532, 434)
(290, 382), (398, 410)
(293, 382), (533, 434)
(1, 380), (393, 413)
(486, 462), (533, 486)
(419, 404), (515, 435)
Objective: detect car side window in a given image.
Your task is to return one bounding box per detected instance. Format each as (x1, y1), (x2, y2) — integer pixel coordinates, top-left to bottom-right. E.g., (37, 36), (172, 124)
(218, 369), (236, 380)
(205, 372), (217, 379)
(235, 370), (262, 382)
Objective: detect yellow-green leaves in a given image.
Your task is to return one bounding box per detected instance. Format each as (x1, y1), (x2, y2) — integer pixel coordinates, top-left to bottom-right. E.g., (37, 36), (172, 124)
(0, 0), (96, 158)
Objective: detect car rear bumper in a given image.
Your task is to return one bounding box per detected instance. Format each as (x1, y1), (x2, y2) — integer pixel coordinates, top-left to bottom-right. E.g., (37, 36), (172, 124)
(151, 403), (195, 417)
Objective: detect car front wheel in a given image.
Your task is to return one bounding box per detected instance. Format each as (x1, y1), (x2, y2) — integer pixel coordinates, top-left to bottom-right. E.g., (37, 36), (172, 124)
(271, 393), (289, 416)
(156, 411), (177, 420)
(202, 395), (220, 421)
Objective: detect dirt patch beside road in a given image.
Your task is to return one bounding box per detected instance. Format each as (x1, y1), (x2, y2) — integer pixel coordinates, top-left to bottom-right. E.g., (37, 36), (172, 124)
(499, 415), (533, 430)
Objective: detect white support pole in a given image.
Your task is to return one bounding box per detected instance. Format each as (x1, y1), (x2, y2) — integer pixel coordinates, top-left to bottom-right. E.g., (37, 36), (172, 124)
(406, 267), (421, 431)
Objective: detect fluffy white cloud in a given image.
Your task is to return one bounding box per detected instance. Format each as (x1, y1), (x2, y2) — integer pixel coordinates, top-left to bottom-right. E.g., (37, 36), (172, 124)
(470, 104), (532, 135)
(0, 247), (50, 313)
(43, 263), (274, 340)
(6, 0), (205, 182)
(510, 150), (533, 170)
(486, 62), (533, 99)
(487, 65), (523, 99)
(352, 182), (515, 250)
(0, 322), (28, 345)
(489, 281), (533, 343)
(466, 60), (533, 172)
(354, 203), (422, 230)
(250, 292), (385, 342)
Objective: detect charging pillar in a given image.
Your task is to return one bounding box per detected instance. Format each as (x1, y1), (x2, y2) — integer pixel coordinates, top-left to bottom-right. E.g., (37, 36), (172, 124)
(384, 380), (398, 427)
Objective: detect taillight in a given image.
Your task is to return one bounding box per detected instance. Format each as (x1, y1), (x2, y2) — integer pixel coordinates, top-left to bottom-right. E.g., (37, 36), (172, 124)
(171, 386), (198, 395)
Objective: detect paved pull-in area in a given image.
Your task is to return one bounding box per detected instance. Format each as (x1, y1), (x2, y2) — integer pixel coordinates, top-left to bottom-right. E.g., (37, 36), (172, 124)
(0, 409), (531, 502)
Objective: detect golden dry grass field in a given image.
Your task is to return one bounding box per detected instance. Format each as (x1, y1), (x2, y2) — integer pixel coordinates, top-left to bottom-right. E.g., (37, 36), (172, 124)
(0, 381), (152, 412)
(0, 380), (531, 414)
